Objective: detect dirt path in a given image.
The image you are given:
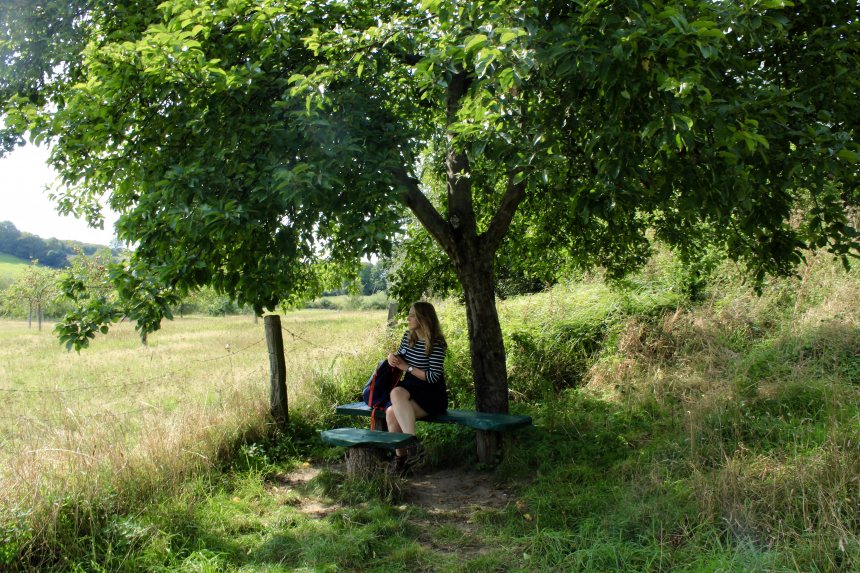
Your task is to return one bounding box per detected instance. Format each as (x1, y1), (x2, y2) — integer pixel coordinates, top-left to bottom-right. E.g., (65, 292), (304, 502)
(270, 463), (515, 517)
(405, 467), (514, 513)
(404, 467), (518, 558)
(266, 462), (522, 561)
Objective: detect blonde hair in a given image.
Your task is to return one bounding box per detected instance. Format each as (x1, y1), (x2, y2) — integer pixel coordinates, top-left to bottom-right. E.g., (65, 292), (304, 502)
(407, 301), (446, 355)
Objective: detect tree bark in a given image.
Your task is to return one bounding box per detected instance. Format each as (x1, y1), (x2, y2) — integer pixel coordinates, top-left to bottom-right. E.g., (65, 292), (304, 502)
(453, 250), (507, 414)
(453, 237), (508, 463)
(345, 447), (387, 477)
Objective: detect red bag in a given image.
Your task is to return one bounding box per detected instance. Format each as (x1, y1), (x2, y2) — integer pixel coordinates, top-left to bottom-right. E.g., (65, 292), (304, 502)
(362, 359), (403, 429)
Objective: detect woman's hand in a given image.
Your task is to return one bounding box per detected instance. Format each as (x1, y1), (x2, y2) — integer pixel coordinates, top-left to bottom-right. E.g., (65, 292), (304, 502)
(387, 352), (406, 370)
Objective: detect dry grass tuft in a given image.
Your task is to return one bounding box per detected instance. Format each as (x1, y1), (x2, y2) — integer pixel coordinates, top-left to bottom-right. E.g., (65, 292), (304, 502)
(0, 310), (389, 561)
(583, 254), (860, 562)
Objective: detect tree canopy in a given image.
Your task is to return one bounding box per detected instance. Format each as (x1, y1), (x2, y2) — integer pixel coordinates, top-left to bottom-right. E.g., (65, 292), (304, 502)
(1, 0), (857, 458)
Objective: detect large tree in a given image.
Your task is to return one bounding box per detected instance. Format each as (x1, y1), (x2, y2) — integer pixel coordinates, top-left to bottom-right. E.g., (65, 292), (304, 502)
(2, 0), (857, 459)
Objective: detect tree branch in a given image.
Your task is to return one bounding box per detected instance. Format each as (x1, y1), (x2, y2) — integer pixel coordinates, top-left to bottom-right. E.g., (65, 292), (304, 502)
(483, 174), (527, 252)
(446, 71), (477, 240)
(394, 168), (456, 257)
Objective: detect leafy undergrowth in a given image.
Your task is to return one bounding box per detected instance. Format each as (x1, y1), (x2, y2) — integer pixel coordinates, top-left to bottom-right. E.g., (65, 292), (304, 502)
(5, 252), (859, 572)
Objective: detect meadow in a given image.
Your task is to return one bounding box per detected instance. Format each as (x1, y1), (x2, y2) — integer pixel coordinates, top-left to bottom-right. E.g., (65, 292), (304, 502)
(1, 250), (859, 572)
(0, 253), (28, 289)
(0, 309), (394, 567)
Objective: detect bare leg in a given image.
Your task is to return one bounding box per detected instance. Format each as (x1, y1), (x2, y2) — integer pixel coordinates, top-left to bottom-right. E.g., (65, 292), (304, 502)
(389, 387), (428, 456)
(386, 403), (405, 457)
(385, 406), (402, 433)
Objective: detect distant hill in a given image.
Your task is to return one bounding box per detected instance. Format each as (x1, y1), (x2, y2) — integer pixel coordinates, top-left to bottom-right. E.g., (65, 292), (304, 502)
(0, 220), (113, 270)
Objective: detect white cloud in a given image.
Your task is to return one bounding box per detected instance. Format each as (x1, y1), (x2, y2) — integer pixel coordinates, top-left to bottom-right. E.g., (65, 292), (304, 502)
(0, 144), (116, 245)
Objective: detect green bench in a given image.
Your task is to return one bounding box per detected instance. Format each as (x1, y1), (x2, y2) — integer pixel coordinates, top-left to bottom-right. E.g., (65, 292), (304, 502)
(320, 401), (532, 452)
(333, 401), (532, 432)
(320, 427), (417, 449)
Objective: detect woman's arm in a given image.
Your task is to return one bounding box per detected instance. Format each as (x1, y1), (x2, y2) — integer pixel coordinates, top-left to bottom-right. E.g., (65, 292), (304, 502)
(389, 340), (445, 383)
(421, 342), (446, 384)
(387, 331), (411, 369)
(396, 331), (409, 355)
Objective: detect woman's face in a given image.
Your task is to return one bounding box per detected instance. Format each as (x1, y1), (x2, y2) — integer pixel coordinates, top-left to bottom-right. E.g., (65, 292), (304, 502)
(407, 306), (419, 331)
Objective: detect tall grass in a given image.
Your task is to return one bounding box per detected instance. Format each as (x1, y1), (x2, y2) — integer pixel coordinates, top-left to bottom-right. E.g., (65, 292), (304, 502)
(0, 310), (391, 568)
(490, 252), (860, 572)
(2, 249), (858, 572)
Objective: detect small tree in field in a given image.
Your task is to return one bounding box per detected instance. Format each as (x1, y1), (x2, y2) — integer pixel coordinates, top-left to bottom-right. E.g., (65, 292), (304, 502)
(1, 0), (857, 458)
(56, 248), (168, 349)
(5, 261), (59, 330)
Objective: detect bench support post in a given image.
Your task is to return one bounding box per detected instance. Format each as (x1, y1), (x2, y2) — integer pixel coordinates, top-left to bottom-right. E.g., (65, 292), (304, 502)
(476, 430), (500, 465)
(346, 446), (387, 477)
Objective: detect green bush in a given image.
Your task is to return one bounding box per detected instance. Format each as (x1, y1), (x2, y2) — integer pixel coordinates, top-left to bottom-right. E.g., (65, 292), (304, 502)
(304, 292), (392, 311)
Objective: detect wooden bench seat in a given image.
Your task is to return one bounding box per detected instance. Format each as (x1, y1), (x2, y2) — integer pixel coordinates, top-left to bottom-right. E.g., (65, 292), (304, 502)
(323, 403), (532, 473)
(320, 427), (417, 449)
(334, 401), (533, 432)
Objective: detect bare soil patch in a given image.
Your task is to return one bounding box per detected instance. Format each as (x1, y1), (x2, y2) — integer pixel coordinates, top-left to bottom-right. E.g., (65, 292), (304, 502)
(405, 466), (514, 513)
(267, 464), (341, 518)
(269, 462), (516, 514)
(405, 466), (516, 557)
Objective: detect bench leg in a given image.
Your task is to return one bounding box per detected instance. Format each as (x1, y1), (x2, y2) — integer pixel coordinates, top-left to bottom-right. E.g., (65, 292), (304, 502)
(476, 430), (500, 465)
(345, 446), (388, 477)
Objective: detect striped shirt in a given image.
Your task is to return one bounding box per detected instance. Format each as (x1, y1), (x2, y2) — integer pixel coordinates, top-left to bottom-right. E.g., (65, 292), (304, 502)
(397, 331), (446, 385)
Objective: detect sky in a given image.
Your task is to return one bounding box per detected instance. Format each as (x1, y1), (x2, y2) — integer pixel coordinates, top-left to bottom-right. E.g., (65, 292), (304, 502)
(0, 144), (117, 245)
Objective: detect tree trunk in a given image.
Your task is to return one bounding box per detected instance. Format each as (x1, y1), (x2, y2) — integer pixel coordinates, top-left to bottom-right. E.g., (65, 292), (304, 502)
(456, 256), (508, 415)
(454, 241), (508, 464)
(398, 72), (526, 465)
(345, 447), (388, 477)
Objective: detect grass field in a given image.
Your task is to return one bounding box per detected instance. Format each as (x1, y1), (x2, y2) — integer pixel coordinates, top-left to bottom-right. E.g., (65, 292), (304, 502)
(0, 309), (394, 564)
(2, 251), (859, 572)
(0, 252), (29, 288)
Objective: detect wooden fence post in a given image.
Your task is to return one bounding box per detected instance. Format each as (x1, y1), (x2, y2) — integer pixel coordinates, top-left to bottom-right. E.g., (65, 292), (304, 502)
(264, 314), (289, 430)
(386, 302), (398, 328)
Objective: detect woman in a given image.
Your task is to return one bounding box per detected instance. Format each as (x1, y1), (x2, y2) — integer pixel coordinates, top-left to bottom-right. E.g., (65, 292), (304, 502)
(385, 301), (448, 475)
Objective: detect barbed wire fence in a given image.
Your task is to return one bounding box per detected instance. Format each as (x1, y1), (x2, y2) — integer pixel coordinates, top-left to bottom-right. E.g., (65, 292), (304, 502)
(0, 331), (281, 436)
(0, 311), (398, 445)
(0, 336), (267, 397)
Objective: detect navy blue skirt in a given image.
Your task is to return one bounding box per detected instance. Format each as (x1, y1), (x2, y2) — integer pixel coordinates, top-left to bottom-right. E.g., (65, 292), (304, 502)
(397, 374), (448, 416)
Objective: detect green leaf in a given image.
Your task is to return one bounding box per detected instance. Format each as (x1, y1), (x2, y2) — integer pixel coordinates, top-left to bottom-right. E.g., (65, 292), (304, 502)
(464, 34), (488, 54)
(673, 114), (694, 130)
(498, 28), (525, 44)
(474, 48), (497, 77)
(837, 148), (859, 163)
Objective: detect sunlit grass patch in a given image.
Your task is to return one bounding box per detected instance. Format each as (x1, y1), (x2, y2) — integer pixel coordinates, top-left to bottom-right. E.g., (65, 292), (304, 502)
(0, 253), (28, 288)
(2, 249), (859, 572)
(0, 310), (389, 569)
